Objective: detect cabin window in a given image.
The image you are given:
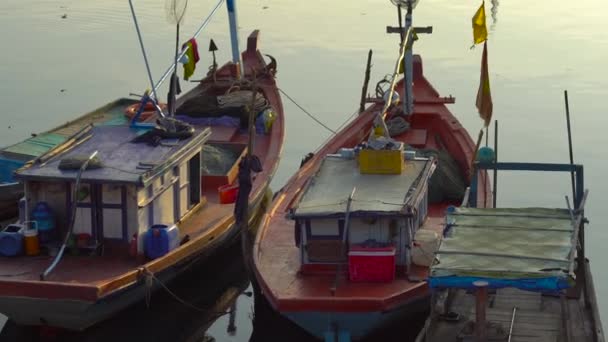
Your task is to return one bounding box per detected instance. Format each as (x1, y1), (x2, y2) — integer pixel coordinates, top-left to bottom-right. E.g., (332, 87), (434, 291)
(305, 219), (344, 240)
(303, 219), (347, 263)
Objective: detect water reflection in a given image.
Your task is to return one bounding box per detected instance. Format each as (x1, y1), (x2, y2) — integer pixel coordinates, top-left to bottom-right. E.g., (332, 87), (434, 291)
(78, 242), (249, 342)
(1, 0), (608, 339)
(251, 293), (428, 342)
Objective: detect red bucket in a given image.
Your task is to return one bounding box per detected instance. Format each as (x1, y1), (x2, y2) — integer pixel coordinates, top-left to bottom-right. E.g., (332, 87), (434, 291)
(218, 184), (239, 204)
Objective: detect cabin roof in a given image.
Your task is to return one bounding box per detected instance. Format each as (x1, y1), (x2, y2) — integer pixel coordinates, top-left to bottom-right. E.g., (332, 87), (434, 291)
(430, 207), (580, 292)
(292, 156), (433, 218)
(16, 125), (210, 185)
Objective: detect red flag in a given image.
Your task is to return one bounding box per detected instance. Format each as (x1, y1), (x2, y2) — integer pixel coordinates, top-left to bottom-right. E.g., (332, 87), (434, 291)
(476, 41), (493, 127)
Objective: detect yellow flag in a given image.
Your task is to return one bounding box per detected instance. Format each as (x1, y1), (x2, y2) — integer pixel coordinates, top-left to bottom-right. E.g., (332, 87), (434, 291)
(472, 2), (488, 45)
(476, 41), (493, 127)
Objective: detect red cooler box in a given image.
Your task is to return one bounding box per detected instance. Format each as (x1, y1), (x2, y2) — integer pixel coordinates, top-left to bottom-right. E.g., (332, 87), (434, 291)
(348, 244), (396, 282)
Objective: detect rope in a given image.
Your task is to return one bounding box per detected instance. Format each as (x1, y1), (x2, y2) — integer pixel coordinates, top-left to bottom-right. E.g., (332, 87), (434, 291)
(141, 267), (232, 317)
(313, 108), (359, 153)
(217, 90), (269, 112)
(278, 88), (336, 134)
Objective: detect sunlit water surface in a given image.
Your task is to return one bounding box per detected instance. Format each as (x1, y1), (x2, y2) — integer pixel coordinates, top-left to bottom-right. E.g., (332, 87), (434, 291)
(1, 0), (607, 340)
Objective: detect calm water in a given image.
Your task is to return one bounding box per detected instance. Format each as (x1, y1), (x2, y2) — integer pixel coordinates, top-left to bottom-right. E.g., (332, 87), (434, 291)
(1, 0), (607, 340)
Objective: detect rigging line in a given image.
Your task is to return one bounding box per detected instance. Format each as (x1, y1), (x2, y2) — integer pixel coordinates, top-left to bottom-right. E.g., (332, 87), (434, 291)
(143, 267), (232, 316)
(278, 88), (336, 134)
(313, 108), (359, 153)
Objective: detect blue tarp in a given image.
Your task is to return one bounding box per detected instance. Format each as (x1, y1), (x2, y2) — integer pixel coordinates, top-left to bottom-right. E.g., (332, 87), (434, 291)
(428, 275), (571, 292)
(0, 157), (24, 183)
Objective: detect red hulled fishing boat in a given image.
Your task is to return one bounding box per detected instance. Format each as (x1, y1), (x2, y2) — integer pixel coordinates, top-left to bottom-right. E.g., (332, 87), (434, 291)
(252, 1), (491, 340)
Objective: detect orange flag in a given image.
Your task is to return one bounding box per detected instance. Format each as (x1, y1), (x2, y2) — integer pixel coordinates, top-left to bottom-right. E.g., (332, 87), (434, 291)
(476, 41), (493, 127)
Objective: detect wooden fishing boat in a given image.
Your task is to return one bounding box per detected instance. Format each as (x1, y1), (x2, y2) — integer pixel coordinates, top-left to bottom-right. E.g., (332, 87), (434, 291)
(252, 7), (491, 342)
(0, 26), (284, 331)
(417, 161), (604, 342)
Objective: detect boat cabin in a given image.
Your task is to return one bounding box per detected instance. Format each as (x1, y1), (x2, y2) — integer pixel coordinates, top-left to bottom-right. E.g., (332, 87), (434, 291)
(291, 151), (436, 279)
(12, 125), (211, 257)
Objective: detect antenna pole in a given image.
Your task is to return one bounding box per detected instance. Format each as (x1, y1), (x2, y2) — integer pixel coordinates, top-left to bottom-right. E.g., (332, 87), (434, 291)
(564, 90), (576, 202)
(403, 1), (414, 116)
(226, 0), (243, 79)
(128, 0), (160, 103)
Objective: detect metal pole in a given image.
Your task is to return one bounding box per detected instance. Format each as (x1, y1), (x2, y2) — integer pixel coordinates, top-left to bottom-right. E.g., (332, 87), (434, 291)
(474, 280), (489, 342)
(331, 187), (356, 295)
(227, 302), (237, 335)
(403, 2), (414, 115)
(128, 0), (160, 102)
(507, 307), (517, 342)
(397, 5), (404, 42)
(564, 90), (576, 204)
(493, 120), (498, 208)
(41, 151), (98, 280)
(151, 0), (225, 99)
(226, 0), (243, 79)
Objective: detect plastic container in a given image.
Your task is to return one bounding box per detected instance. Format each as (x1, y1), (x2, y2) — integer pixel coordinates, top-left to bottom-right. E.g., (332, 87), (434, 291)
(358, 148), (404, 174)
(403, 150), (417, 160)
(23, 226), (40, 256)
(412, 229), (441, 267)
(338, 148), (355, 159)
(262, 109), (276, 134)
(144, 224), (180, 260)
(18, 197), (27, 223)
(348, 245), (396, 282)
(476, 146), (495, 163)
(32, 202), (55, 243)
(0, 224), (25, 257)
(218, 184), (239, 204)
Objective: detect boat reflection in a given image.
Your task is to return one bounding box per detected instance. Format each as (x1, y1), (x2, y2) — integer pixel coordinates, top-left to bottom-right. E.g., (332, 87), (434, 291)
(251, 292), (427, 342)
(81, 240), (251, 342)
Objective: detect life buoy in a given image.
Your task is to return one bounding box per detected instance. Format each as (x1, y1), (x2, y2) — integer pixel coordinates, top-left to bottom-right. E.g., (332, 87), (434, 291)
(124, 102), (167, 122)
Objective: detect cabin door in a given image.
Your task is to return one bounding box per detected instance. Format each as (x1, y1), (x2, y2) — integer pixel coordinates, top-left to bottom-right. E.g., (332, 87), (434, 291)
(73, 184), (127, 243)
(189, 152), (201, 207)
(98, 184), (127, 241)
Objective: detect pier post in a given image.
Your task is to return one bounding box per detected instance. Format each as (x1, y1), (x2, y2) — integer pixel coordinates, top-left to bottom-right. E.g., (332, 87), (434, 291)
(473, 280), (489, 342)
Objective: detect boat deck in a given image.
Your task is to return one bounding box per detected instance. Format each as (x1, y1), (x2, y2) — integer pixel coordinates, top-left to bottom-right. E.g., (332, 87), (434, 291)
(424, 288), (595, 342)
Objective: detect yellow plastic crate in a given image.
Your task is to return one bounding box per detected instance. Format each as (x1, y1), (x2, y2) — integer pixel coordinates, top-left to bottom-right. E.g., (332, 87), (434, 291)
(358, 148), (404, 174)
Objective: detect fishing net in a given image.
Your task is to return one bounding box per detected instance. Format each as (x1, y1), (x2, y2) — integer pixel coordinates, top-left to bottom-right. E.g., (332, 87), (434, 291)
(416, 148), (466, 203)
(165, 0), (188, 25)
(176, 91), (269, 120)
(201, 145), (241, 175)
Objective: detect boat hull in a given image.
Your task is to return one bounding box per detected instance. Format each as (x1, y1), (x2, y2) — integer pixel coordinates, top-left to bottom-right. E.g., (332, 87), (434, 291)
(0, 189), (269, 330)
(282, 295), (429, 340)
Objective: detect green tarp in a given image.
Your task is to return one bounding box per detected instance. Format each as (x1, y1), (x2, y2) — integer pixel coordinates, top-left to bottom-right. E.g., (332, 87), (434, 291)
(432, 207), (578, 280)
